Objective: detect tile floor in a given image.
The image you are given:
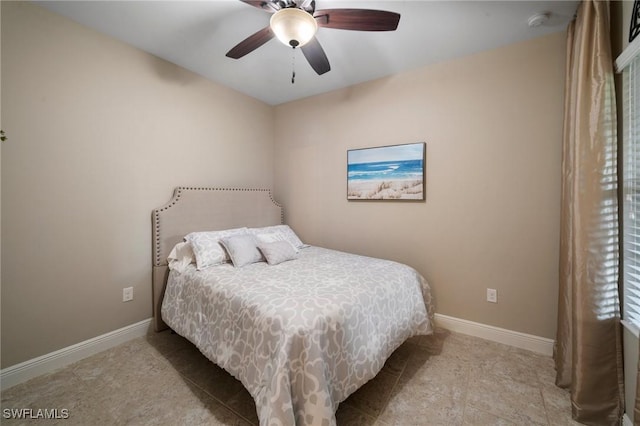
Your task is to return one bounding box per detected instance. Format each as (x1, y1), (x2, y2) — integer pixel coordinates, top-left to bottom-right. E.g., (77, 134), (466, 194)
(1, 328), (583, 425)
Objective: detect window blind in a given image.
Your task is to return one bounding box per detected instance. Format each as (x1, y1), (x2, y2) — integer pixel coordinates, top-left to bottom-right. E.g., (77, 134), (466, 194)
(623, 54), (640, 328)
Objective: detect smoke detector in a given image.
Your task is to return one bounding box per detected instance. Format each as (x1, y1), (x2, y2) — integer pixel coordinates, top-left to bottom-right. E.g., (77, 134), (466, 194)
(528, 12), (550, 28)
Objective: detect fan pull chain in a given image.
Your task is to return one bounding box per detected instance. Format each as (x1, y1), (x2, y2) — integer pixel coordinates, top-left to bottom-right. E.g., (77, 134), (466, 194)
(291, 47), (296, 84)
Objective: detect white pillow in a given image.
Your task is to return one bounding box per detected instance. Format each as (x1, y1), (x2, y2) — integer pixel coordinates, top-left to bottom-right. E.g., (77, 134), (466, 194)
(250, 225), (306, 250)
(167, 241), (195, 272)
(258, 240), (299, 265)
(220, 234), (263, 268)
(254, 230), (298, 253)
(185, 227), (248, 270)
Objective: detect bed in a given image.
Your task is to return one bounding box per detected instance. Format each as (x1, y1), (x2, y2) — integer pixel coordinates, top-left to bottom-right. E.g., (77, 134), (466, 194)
(152, 187), (434, 426)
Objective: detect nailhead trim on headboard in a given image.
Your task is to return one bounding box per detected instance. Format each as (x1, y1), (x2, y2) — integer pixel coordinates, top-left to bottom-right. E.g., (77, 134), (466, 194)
(152, 187), (283, 267)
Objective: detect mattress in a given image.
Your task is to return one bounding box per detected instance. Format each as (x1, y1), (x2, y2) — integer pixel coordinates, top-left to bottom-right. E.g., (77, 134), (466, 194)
(161, 246), (434, 426)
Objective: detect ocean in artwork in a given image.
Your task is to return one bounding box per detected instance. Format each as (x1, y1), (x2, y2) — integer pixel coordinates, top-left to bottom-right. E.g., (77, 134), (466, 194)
(347, 159), (423, 182)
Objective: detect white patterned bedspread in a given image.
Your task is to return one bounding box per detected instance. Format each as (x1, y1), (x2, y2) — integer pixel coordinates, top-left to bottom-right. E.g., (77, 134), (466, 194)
(161, 246), (434, 426)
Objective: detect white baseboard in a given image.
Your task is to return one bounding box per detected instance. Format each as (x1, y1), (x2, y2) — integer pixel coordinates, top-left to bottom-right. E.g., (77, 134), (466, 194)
(0, 314), (555, 391)
(434, 313), (555, 356)
(0, 318), (153, 391)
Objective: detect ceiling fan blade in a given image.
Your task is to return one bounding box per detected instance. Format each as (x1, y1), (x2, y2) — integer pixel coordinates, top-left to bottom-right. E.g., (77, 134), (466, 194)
(301, 37), (330, 75)
(314, 9), (400, 31)
(226, 26), (274, 59)
(239, 0), (280, 13)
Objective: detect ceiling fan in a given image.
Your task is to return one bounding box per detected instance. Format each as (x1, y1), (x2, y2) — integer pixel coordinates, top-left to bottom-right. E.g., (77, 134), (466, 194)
(225, 0), (401, 76)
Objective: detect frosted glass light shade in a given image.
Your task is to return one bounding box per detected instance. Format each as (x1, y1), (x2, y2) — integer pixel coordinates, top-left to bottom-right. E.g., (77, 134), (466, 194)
(270, 8), (318, 48)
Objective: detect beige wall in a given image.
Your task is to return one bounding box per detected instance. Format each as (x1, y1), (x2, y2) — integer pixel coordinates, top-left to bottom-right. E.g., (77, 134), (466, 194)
(612, 0), (635, 56)
(1, 2), (274, 367)
(274, 32), (566, 339)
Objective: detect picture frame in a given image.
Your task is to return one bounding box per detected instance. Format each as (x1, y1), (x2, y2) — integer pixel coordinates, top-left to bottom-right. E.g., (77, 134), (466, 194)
(347, 142), (426, 201)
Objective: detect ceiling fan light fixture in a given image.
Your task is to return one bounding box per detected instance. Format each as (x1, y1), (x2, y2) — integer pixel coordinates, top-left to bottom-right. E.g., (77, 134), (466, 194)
(270, 8), (318, 48)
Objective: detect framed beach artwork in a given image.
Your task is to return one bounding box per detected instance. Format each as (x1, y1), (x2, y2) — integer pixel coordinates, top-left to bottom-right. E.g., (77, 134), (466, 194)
(347, 142), (426, 201)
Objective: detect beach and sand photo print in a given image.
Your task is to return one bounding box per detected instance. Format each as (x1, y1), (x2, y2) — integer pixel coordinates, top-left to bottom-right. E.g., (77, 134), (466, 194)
(347, 142), (425, 201)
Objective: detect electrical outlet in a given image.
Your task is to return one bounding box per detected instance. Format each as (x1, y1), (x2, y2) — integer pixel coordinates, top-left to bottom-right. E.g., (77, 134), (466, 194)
(486, 288), (497, 303)
(123, 287), (133, 302)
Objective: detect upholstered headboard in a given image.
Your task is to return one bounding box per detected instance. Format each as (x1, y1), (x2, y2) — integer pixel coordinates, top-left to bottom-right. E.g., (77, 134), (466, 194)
(151, 187), (283, 331)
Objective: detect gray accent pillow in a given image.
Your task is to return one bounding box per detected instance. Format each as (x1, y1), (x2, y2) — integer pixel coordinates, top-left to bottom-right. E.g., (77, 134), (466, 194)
(258, 241), (299, 265)
(185, 227), (248, 270)
(220, 234), (263, 268)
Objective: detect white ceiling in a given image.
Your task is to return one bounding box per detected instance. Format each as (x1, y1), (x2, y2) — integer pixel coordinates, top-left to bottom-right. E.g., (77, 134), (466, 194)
(34, 0), (579, 105)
